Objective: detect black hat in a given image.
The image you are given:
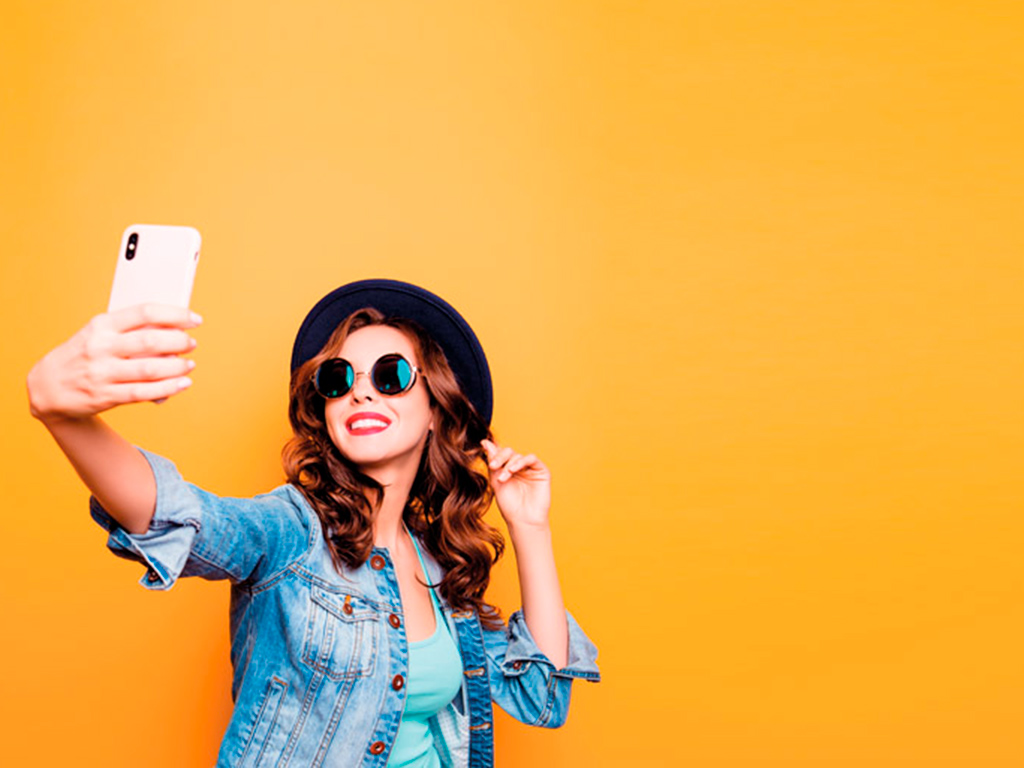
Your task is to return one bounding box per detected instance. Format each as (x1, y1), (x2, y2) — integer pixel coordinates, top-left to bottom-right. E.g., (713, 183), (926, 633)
(291, 279), (493, 425)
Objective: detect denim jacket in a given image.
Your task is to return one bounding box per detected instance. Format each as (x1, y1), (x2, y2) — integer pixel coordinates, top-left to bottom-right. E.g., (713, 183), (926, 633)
(89, 450), (600, 767)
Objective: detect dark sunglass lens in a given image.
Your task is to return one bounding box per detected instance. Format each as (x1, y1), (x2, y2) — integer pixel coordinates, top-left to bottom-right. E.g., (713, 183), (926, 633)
(316, 359), (355, 398)
(372, 355), (414, 394)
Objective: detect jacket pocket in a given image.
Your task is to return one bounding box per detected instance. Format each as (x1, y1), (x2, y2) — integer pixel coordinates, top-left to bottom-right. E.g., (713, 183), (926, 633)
(301, 587), (379, 680)
(237, 676), (288, 768)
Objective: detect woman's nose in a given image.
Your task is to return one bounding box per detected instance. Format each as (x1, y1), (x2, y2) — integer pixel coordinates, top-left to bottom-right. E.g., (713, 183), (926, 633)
(350, 371), (375, 401)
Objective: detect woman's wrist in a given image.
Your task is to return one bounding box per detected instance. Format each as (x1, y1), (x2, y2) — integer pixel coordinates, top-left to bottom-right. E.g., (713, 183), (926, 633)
(506, 518), (552, 546)
(26, 362), (60, 422)
(27, 364), (84, 424)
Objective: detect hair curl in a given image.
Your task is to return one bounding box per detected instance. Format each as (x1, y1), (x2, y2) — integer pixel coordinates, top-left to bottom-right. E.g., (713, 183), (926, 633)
(282, 308), (504, 628)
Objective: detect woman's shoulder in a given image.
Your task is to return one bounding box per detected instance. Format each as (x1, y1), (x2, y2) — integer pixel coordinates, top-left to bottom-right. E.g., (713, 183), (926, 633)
(249, 483), (323, 534)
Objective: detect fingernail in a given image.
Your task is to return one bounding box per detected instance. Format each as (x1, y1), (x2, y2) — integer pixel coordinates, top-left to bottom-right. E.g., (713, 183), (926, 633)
(190, 312), (203, 324)
(186, 360), (196, 371)
(178, 377), (193, 390)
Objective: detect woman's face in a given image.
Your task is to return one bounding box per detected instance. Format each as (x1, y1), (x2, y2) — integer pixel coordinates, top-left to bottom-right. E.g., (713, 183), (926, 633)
(323, 324), (434, 482)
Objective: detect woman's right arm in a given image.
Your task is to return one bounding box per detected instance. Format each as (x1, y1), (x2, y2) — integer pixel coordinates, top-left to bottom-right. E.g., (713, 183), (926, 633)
(27, 303), (201, 534)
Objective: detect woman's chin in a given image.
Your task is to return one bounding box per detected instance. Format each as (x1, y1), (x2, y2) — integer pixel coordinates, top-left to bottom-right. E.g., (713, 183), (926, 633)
(343, 446), (424, 482)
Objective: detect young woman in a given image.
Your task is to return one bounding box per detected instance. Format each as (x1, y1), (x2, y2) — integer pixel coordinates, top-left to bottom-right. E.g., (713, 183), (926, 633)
(27, 279), (599, 768)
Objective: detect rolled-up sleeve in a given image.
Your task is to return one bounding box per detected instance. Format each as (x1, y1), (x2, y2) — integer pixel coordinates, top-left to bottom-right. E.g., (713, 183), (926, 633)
(89, 449), (314, 591)
(482, 609), (600, 728)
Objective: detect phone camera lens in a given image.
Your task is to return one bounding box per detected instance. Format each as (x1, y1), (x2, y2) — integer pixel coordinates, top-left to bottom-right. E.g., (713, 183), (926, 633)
(126, 232), (138, 261)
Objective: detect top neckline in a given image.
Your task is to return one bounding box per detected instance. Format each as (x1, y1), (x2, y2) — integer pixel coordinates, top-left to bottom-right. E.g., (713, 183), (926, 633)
(405, 525), (445, 646)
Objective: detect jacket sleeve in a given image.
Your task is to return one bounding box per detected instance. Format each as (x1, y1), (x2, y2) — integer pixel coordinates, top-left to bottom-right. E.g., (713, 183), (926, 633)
(482, 609), (600, 728)
(89, 448), (314, 591)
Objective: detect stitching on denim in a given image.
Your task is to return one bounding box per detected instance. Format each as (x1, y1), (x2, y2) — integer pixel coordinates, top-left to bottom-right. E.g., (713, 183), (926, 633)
(249, 489), (320, 595)
(287, 566), (395, 616)
(469, 611), (496, 755)
(290, 564), (374, 597)
(236, 675), (288, 766)
(311, 668), (361, 767)
(278, 669), (327, 766)
(301, 592), (379, 683)
(536, 672), (558, 727)
(251, 677), (288, 767)
(552, 668), (601, 681)
(249, 565), (292, 594)
(187, 548), (238, 581)
(290, 562), (363, 591)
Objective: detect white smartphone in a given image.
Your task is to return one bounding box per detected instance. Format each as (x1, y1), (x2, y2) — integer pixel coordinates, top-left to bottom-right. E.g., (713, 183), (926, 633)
(108, 224), (202, 312)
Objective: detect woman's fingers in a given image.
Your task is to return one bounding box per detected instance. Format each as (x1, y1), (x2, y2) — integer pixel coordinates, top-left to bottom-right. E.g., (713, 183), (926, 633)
(505, 453), (539, 475)
(481, 440), (548, 482)
(489, 446), (516, 471)
(498, 454), (545, 482)
(28, 306), (201, 421)
(106, 355), (196, 383)
(106, 377), (194, 405)
(100, 304), (200, 358)
(105, 303), (202, 333)
(484, 442), (536, 481)
(109, 327), (198, 358)
(74, 355), (196, 407)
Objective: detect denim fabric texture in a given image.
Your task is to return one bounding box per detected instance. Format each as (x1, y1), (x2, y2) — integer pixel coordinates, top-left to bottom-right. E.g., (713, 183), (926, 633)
(89, 449), (601, 768)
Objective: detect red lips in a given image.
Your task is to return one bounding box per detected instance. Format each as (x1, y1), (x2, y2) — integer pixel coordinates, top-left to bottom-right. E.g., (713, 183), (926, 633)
(345, 412), (392, 435)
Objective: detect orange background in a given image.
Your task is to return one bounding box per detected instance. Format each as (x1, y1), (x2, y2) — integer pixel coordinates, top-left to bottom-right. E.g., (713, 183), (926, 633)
(2, 2), (1022, 765)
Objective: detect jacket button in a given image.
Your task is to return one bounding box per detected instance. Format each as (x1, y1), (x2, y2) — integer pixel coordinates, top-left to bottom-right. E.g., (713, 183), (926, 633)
(512, 660), (523, 670)
(392, 674), (405, 690)
(388, 613), (401, 629)
(343, 603), (353, 615)
(146, 570), (160, 583)
(370, 555), (386, 570)
(369, 741), (386, 755)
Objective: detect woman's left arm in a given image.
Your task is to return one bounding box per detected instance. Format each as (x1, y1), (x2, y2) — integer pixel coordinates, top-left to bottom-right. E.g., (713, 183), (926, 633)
(482, 439), (568, 669)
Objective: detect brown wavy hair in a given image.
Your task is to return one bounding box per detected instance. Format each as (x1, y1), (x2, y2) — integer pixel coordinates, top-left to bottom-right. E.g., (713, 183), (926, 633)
(282, 308), (505, 628)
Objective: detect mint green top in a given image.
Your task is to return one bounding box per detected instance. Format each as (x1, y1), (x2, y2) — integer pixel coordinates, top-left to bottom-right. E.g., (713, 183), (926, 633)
(387, 534), (464, 767)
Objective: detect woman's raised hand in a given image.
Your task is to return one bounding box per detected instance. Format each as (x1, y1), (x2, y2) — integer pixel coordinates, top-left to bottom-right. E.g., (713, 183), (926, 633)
(481, 439), (568, 668)
(481, 438), (552, 532)
(27, 303), (202, 422)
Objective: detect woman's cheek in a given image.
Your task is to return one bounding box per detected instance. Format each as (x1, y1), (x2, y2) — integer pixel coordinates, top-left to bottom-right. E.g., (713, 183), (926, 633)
(323, 406), (347, 456)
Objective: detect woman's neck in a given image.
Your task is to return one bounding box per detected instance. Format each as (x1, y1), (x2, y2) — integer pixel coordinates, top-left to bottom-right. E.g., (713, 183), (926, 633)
(369, 468), (415, 551)
(361, 435), (429, 551)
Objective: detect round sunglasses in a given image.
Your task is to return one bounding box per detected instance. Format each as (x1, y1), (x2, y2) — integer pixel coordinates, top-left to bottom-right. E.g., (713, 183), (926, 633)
(313, 353), (421, 399)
